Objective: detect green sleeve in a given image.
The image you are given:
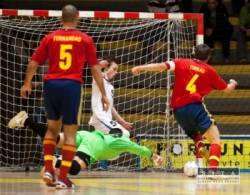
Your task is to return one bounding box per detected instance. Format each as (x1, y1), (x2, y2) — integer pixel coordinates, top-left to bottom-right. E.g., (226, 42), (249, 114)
(110, 138), (152, 158)
(75, 133), (82, 149)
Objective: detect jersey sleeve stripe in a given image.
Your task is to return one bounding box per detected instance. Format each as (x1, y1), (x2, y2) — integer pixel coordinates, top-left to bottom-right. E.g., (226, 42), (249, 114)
(165, 61), (175, 71)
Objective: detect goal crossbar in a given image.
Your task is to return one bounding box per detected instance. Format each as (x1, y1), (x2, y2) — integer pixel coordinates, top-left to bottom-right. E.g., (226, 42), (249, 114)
(0, 9), (204, 44)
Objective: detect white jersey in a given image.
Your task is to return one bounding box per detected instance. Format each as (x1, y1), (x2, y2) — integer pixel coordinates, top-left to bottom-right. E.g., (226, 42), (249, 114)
(88, 75), (130, 137)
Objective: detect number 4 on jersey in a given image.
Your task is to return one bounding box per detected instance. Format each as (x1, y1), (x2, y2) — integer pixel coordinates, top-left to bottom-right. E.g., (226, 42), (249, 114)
(186, 74), (199, 94)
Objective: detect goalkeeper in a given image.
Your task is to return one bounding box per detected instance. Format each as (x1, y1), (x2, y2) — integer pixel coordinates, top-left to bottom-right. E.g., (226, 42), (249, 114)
(8, 111), (162, 175)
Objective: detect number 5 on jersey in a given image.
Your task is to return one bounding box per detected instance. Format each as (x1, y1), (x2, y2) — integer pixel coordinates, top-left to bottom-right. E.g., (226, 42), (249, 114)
(59, 44), (73, 70)
(186, 74), (199, 94)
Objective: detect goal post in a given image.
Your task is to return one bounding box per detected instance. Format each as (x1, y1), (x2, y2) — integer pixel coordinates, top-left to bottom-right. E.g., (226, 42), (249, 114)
(0, 9), (203, 170)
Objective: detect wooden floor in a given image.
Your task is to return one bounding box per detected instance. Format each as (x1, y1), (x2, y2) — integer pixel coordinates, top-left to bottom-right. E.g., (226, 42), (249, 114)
(0, 171), (249, 195)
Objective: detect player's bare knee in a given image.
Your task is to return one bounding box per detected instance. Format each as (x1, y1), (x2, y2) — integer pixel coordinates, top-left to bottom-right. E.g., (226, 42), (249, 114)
(45, 130), (58, 140)
(63, 125), (78, 144)
(210, 137), (221, 145)
(203, 125), (220, 144)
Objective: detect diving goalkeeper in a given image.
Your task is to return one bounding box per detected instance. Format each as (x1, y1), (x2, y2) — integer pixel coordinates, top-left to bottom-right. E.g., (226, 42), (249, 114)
(8, 111), (162, 175)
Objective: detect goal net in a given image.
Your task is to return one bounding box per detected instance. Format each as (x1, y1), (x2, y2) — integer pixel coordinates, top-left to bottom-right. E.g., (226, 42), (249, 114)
(0, 10), (203, 170)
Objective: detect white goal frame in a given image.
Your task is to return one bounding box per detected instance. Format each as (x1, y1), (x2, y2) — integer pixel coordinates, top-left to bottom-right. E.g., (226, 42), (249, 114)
(0, 9), (204, 170)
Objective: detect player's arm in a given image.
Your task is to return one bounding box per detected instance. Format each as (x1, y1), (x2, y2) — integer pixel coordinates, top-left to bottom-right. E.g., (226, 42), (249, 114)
(112, 107), (133, 130)
(85, 36), (109, 111)
(21, 60), (39, 98)
(131, 61), (175, 76)
(110, 138), (162, 166)
(222, 79), (238, 93)
(21, 36), (48, 98)
(91, 65), (109, 111)
(211, 70), (238, 93)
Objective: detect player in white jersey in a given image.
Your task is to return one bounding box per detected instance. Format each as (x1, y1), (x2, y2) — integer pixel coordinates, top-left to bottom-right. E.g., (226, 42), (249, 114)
(89, 57), (133, 137)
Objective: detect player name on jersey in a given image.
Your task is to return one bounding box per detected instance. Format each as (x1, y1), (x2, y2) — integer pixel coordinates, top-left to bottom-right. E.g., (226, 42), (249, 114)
(53, 35), (82, 42)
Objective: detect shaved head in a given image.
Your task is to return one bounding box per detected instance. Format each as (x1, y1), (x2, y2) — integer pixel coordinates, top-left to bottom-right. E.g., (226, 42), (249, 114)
(62, 5), (78, 23)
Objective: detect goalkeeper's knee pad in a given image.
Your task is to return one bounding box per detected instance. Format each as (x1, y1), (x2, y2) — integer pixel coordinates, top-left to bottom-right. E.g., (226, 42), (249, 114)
(69, 160), (81, 175)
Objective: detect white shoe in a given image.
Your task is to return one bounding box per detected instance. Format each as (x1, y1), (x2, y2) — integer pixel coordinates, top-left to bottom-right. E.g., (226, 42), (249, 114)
(43, 171), (56, 187)
(8, 111), (28, 128)
(40, 156), (60, 177)
(56, 179), (75, 189)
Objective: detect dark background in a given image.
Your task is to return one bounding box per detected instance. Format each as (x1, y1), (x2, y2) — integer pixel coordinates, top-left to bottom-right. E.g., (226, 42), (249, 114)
(0, 0), (149, 11)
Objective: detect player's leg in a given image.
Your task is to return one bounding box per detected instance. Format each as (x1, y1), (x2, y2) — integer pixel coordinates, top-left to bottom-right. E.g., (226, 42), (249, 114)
(174, 103), (212, 167)
(174, 105), (203, 167)
(192, 103), (221, 171)
(42, 80), (63, 186)
(57, 124), (77, 185)
(9, 111), (63, 145)
(89, 122), (109, 170)
(202, 124), (221, 171)
(55, 151), (90, 175)
(56, 80), (81, 189)
(192, 133), (209, 166)
(43, 119), (61, 186)
(70, 153), (89, 174)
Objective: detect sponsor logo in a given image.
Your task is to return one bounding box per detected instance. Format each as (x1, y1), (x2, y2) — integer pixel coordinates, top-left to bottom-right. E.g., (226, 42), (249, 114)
(197, 167), (240, 184)
(139, 139), (250, 169)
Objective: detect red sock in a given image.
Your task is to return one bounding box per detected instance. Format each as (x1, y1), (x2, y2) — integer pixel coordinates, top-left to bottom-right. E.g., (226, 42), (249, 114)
(209, 143), (221, 170)
(43, 138), (56, 173)
(59, 144), (76, 180)
(193, 133), (204, 158)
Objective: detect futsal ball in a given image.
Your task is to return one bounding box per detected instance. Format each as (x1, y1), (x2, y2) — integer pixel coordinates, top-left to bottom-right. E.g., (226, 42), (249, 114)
(183, 161), (198, 177)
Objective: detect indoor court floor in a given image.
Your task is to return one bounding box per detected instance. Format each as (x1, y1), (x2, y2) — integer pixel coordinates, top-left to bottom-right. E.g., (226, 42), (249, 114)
(0, 171), (249, 195)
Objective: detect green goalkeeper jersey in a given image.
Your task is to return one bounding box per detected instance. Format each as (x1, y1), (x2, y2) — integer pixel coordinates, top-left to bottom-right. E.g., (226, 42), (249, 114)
(75, 130), (152, 164)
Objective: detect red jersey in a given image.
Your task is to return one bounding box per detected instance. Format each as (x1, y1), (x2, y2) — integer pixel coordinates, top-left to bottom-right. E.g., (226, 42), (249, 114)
(31, 29), (97, 83)
(168, 58), (227, 109)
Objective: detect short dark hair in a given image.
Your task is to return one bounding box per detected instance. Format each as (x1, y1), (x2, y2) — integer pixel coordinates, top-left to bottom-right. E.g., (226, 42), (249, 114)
(62, 5), (78, 23)
(194, 44), (212, 61)
(99, 55), (118, 72)
(102, 55), (117, 65)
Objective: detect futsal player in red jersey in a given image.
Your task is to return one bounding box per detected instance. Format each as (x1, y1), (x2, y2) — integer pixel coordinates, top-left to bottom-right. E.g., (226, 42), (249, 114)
(131, 44), (238, 171)
(20, 5), (109, 189)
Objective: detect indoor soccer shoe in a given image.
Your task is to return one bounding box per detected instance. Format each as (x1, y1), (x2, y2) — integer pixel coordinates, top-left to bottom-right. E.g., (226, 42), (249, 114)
(56, 179), (75, 189)
(43, 171), (56, 187)
(8, 111), (28, 128)
(40, 156), (59, 177)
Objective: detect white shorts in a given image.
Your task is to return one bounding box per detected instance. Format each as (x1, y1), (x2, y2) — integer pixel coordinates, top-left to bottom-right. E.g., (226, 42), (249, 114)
(89, 117), (130, 138)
